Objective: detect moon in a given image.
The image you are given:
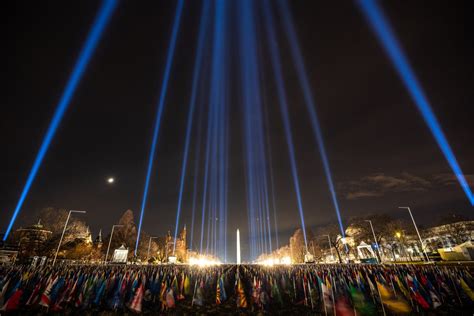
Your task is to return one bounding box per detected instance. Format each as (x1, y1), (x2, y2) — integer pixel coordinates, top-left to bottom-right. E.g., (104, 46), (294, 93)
(107, 177), (115, 184)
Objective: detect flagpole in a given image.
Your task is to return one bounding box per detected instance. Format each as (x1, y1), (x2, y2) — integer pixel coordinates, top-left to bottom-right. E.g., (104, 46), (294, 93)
(321, 278), (327, 316)
(375, 279), (387, 316)
(302, 273), (308, 306)
(307, 274), (314, 309)
(191, 279), (198, 306)
(448, 270), (463, 306)
(329, 272), (336, 316)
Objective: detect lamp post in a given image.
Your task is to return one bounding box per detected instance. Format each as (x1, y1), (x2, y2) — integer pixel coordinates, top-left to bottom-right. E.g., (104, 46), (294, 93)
(399, 207), (430, 262)
(105, 224), (123, 263)
(323, 234), (334, 262)
(365, 220), (381, 263)
(53, 210), (86, 266)
(147, 236), (158, 262)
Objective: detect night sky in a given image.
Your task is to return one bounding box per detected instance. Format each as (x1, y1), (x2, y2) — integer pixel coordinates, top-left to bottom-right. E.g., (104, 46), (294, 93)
(3, 1), (473, 260)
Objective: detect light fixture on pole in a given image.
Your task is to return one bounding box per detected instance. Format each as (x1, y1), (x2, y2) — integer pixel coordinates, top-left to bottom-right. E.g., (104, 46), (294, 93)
(323, 234), (334, 262)
(365, 220), (381, 263)
(105, 224), (124, 263)
(53, 210), (86, 266)
(147, 236), (158, 262)
(399, 206), (430, 262)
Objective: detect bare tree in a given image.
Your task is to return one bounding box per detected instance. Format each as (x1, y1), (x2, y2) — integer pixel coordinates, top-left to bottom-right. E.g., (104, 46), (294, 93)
(318, 224), (346, 263)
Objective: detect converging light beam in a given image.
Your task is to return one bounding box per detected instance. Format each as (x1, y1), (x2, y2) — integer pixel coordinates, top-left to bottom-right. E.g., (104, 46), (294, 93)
(173, 0), (210, 254)
(136, 0), (185, 254)
(277, 0), (347, 238)
(263, 0), (309, 251)
(3, 0), (118, 240)
(358, 0), (474, 206)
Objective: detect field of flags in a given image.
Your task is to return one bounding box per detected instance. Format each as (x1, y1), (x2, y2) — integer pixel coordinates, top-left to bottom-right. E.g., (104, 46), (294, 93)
(1, 263), (474, 314)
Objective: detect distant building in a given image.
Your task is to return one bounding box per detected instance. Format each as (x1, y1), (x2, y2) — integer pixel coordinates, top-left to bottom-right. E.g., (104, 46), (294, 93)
(13, 220), (52, 256)
(164, 227), (187, 263)
(63, 225), (92, 244)
(423, 220), (474, 251)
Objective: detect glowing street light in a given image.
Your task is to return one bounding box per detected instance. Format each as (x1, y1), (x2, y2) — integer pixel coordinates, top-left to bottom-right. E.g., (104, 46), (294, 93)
(53, 210), (86, 266)
(322, 234), (334, 262)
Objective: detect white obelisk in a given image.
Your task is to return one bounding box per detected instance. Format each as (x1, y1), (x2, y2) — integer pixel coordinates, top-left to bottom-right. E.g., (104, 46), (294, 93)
(236, 229), (241, 264)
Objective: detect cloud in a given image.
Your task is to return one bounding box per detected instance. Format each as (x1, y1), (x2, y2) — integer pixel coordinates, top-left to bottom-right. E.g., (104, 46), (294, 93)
(346, 190), (383, 199)
(343, 172), (474, 200)
(433, 173), (474, 186)
(344, 172), (431, 200)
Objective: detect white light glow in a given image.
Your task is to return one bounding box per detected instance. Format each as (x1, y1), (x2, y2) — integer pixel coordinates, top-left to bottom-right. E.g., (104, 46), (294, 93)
(257, 256), (292, 266)
(280, 256), (291, 265)
(188, 256), (221, 267)
(107, 177), (115, 184)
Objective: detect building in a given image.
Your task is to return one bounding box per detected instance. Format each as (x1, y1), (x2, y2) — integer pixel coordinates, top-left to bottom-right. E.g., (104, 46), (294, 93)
(13, 220), (52, 257)
(162, 227), (187, 263)
(422, 220), (474, 251)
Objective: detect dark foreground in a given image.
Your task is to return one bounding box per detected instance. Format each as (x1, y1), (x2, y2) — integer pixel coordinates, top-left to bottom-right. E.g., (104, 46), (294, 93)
(1, 263), (474, 315)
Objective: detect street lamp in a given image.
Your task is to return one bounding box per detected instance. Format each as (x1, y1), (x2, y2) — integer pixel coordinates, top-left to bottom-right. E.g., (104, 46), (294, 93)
(53, 210), (86, 266)
(399, 206), (430, 262)
(323, 234), (334, 262)
(105, 224), (124, 263)
(365, 220), (381, 263)
(147, 236), (158, 262)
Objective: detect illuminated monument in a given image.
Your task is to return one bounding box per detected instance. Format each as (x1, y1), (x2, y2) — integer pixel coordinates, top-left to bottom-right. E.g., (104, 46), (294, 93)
(237, 229), (241, 264)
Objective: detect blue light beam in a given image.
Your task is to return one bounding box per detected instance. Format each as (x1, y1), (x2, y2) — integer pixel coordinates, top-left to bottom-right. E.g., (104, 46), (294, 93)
(277, 0), (347, 238)
(263, 0), (309, 251)
(239, 0), (275, 259)
(173, 0), (210, 254)
(3, 0), (118, 240)
(135, 0), (185, 254)
(358, 0), (474, 206)
(189, 97), (205, 250)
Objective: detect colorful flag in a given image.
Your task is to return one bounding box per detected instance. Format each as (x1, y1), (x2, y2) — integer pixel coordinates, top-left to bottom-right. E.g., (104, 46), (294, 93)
(349, 285), (376, 315)
(193, 280), (204, 306)
(236, 277), (248, 308)
(0, 289), (23, 312)
(377, 281), (411, 313)
(460, 278), (474, 301)
(129, 283), (144, 313)
(39, 276), (58, 308)
(184, 274), (191, 297)
(165, 288), (175, 309)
